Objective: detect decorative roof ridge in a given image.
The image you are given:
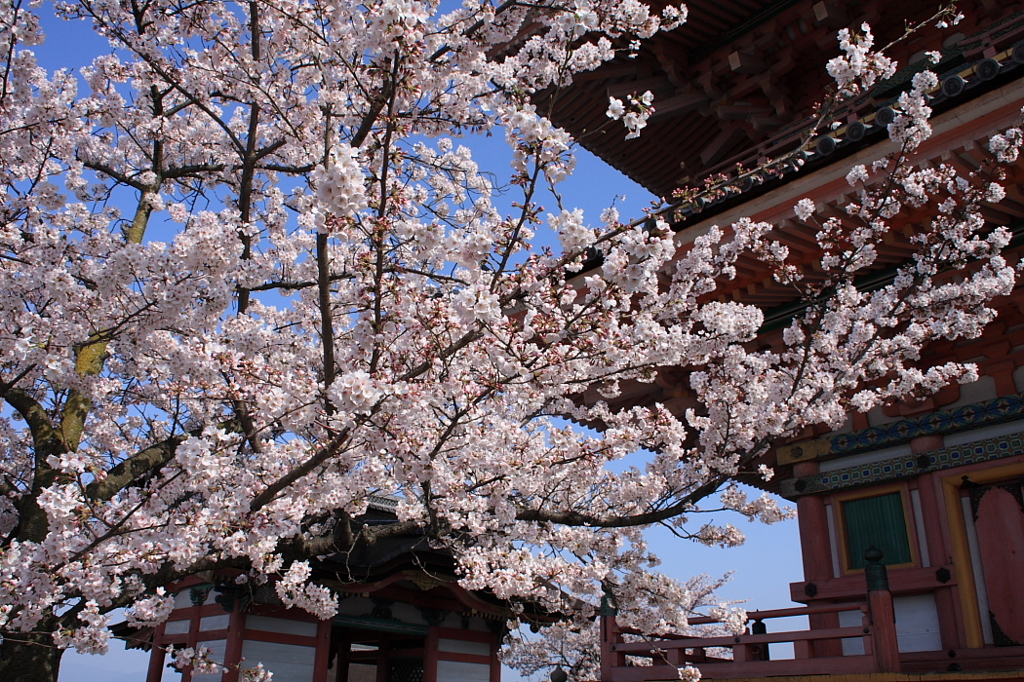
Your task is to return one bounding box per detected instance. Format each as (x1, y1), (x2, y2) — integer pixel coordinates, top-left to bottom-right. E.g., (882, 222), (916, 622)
(368, 493), (400, 511)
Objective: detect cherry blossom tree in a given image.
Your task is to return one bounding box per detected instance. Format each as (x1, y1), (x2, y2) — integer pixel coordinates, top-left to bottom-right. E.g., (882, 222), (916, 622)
(0, 1), (1019, 681)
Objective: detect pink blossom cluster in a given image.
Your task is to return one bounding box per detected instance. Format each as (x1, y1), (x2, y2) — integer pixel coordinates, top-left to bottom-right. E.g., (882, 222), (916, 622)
(0, 3), (1020, 681)
(312, 145), (369, 223)
(825, 24), (896, 97)
(170, 646), (225, 675)
(606, 90), (656, 139)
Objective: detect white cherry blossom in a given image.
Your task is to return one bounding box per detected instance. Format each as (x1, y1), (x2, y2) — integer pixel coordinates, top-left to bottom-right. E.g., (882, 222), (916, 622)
(0, 4), (1020, 682)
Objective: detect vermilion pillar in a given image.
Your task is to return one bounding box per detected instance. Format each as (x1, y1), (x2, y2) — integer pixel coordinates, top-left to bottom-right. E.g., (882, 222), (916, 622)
(795, 462), (842, 657)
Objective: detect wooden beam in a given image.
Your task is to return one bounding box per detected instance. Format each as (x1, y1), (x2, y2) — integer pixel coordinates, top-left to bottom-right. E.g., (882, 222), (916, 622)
(648, 92), (709, 122)
(729, 50), (766, 74)
(751, 114), (786, 132)
(813, 0), (849, 28)
(651, 39), (689, 89)
(696, 70), (724, 100)
(701, 124), (747, 166)
(571, 64), (642, 82)
(606, 75), (673, 99)
(715, 102), (775, 120)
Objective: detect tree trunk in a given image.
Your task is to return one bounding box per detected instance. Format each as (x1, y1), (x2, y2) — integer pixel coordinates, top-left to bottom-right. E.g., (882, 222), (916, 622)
(0, 629), (64, 682)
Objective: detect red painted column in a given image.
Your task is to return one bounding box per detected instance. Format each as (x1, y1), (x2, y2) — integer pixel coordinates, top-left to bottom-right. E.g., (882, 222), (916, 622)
(313, 619), (332, 682)
(489, 634), (501, 682)
(375, 638), (389, 682)
(869, 589), (900, 672)
(915, 473), (949, 562)
(336, 639), (351, 682)
(600, 612), (624, 681)
(865, 549), (900, 673)
(147, 623), (167, 682)
(423, 627), (439, 682)
(794, 464), (841, 657)
(222, 606), (245, 682)
(915, 472), (963, 649)
(796, 488), (832, 582)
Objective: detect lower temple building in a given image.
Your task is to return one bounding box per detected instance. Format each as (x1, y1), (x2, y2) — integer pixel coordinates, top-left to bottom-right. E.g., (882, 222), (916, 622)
(121, 498), (508, 682)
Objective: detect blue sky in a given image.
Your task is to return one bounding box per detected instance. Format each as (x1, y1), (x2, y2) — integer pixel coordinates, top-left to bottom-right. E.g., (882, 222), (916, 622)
(22, 10), (806, 682)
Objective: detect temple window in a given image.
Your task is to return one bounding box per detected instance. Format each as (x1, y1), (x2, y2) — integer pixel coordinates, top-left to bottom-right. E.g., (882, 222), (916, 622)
(838, 489), (914, 571)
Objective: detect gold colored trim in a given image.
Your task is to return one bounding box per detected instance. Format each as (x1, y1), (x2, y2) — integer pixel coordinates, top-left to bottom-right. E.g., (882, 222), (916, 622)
(941, 461), (1024, 649)
(777, 438), (831, 465)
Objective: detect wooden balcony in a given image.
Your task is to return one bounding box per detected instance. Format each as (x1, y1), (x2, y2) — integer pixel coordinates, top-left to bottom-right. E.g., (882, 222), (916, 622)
(600, 600), (886, 682)
(600, 583), (1024, 682)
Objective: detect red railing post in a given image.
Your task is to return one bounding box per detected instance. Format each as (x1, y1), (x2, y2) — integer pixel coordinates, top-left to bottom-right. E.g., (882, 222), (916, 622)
(865, 547), (900, 673)
(600, 595), (625, 681)
(751, 619), (770, 661)
(861, 605), (874, 657)
(792, 638), (814, 659)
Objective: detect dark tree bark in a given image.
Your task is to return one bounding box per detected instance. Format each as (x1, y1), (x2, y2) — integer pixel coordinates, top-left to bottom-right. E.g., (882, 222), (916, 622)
(0, 626), (64, 682)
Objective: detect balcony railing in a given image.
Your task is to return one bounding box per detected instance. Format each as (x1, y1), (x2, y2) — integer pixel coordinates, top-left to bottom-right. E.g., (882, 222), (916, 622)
(600, 551), (902, 681)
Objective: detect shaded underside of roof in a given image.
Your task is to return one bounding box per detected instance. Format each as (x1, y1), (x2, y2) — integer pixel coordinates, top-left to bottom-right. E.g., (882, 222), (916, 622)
(541, 0), (1024, 198)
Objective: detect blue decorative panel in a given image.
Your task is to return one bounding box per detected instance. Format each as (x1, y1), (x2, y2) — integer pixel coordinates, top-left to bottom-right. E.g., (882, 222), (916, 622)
(784, 428), (1024, 497)
(825, 393), (1024, 458)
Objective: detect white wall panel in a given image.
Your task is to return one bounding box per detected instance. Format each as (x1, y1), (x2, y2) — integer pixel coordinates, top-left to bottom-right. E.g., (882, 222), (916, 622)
(838, 609), (866, 656)
(437, 660), (490, 682)
(893, 594), (942, 652)
(840, 594), (942, 655)
(164, 620), (190, 635)
(240, 640), (316, 682)
(173, 590), (193, 610)
(438, 639), (490, 656)
(199, 614), (231, 632)
(191, 640), (227, 682)
(246, 615), (318, 637)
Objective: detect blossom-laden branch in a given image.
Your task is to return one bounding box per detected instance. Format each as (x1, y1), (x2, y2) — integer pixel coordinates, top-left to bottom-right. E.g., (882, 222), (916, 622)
(0, 2), (1019, 681)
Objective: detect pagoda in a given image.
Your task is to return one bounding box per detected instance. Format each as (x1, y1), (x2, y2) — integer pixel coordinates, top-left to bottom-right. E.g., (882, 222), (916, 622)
(545, 0), (1024, 679)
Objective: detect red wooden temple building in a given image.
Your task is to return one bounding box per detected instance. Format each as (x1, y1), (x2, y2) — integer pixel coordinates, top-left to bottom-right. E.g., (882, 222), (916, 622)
(543, 0), (1024, 679)
(122, 497), (510, 682)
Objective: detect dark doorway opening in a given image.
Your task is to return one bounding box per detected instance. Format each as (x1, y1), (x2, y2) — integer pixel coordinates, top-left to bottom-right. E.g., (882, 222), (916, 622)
(330, 626), (426, 682)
